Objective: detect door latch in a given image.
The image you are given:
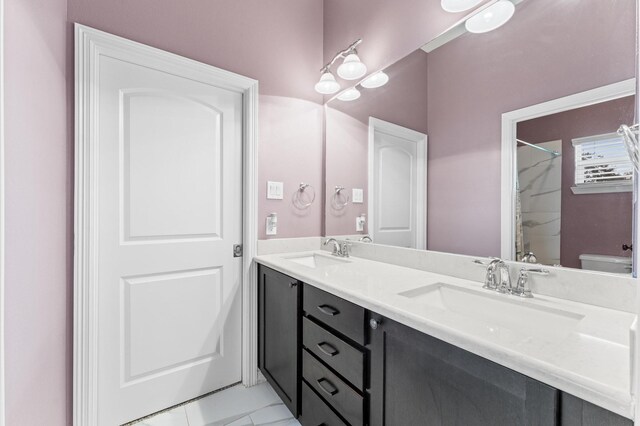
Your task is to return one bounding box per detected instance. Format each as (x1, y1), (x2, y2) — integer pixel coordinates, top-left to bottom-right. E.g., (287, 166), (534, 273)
(233, 244), (243, 257)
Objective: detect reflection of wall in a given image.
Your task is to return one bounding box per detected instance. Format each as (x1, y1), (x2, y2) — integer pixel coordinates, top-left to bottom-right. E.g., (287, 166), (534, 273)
(426, 0), (635, 257)
(325, 107), (369, 235)
(517, 96), (634, 268)
(324, 50), (428, 236)
(329, 49), (429, 133)
(517, 141), (562, 265)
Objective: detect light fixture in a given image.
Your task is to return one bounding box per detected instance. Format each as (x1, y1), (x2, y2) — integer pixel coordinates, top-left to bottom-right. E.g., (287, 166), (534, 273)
(337, 88), (361, 102)
(314, 70), (341, 94)
(465, 0), (515, 34)
(337, 53), (368, 80)
(441, 0), (483, 13)
(361, 71), (389, 89)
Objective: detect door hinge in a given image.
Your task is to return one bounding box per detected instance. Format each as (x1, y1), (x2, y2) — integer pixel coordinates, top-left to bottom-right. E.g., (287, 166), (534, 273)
(233, 244), (243, 257)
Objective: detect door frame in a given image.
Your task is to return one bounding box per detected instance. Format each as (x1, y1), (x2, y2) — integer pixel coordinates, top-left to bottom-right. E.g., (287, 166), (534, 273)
(500, 78), (636, 261)
(368, 117), (427, 249)
(74, 24), (259, 425)
(0, 0), (5, 423)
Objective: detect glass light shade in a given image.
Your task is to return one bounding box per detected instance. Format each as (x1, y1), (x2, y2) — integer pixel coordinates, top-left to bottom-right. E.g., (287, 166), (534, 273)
(465, 0), (515, 34)
(337, 88), (361, 102)
(441, 0), (483, 13)
(361, 71), (389, 89)
(314, 71), (341, 94)
(337, 54), (368, 80)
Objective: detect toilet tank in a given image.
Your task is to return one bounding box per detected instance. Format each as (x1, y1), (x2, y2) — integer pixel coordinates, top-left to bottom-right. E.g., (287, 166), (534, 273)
(579, 254), (632, 274)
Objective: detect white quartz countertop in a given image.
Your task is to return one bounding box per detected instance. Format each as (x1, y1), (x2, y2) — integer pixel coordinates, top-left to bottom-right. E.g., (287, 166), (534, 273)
(254, 251), (636, 419)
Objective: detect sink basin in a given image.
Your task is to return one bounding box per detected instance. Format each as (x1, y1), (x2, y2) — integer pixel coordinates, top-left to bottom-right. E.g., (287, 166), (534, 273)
(285, 253), (349, 269)
(399, 283), (585, 344)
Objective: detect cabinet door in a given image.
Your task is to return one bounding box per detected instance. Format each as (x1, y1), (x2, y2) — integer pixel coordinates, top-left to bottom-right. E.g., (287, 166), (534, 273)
(369, 316), (558, 426)
(258, 266), (301, 416)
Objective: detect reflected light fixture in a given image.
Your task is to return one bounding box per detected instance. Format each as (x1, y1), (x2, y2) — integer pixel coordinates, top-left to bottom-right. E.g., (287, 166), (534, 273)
(314, 69), (341, 94)
(361, 71), (389, 89)
(441, 0), (483, 13)
(465, 0), (515, 33)
(337, 87), (361, 102)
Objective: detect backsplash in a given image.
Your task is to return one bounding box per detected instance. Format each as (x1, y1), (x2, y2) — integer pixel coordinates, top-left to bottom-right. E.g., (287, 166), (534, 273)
(257, 237), (637, 313)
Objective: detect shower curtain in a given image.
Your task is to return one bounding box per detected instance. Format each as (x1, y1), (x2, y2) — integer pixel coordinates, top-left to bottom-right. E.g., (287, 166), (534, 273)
(515, 177), (525, 261)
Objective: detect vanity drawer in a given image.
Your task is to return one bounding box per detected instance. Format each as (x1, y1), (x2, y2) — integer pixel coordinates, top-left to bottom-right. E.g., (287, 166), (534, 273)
(303, 317), (365, 391)
(303, 350), (364, 426)
(300, 381), (348, 426)
(304, 284), (366, 345)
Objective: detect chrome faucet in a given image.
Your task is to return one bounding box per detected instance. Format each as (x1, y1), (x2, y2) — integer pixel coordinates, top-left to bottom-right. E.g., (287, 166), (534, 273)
(324, 238), (351, 258)
(476, 258), (511, 293)
(324, 238), (341, 256)
(359, 235), (373, 243)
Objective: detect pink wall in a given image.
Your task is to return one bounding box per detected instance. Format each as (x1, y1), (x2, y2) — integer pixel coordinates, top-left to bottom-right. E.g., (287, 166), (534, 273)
(426, 0), (636, 257)
(6, 0), (324, 423)
(5, 0), (71, 424)
(259, 96), (324, 238)
(324, 49), (429, 236)
(517, 96), (635, 269)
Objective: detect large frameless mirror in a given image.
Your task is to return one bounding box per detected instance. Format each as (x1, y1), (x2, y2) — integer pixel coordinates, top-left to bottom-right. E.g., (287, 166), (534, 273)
(323, 0), (637, 275)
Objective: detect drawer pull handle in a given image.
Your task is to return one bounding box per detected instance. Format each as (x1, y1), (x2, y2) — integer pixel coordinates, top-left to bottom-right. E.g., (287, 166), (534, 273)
(317, 342), (339, 357)
(317, 378), (338, 396)
(317, 304), (340, 316)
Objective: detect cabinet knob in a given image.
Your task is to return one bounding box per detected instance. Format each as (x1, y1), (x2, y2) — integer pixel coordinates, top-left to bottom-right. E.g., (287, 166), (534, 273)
(289, 281), (298, 288)
(370, 318), (381, 330)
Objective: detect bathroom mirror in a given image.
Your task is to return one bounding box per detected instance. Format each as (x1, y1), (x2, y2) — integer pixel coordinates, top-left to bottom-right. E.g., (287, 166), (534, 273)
(323, 0), (637, 274)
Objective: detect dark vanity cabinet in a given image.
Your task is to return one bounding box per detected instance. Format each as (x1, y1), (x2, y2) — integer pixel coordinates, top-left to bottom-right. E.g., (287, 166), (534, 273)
(257, 265), (632, 426)
(368, 315), (558, 425)
(258, 266), (301, 416)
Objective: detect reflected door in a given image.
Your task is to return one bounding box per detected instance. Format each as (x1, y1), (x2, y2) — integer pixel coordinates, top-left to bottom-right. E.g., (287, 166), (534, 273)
(96, 49), (243, 424)
(369, 118), (427, 249)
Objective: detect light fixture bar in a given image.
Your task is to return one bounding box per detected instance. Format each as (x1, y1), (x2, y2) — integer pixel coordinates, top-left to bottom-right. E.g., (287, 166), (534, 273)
(321, 39), (363, 73)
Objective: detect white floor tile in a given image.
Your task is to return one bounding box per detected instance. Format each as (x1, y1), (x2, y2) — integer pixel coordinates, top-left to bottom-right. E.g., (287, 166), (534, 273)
(249, 403), (294, 425)
(185, 382), (282, 426)
(137, 406), (189, 426)
(225, 415), (254, 426)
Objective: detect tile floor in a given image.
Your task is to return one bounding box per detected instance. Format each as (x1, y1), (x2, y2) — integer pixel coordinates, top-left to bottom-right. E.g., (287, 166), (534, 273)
(131, 382), (301, 426)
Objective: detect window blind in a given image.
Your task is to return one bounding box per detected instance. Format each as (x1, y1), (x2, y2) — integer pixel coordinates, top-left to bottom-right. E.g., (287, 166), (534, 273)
(573, 133), (633, 185)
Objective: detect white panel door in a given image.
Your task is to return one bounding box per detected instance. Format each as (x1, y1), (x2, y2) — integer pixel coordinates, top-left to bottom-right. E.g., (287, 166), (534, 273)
(96, 48), (243, 424)
(369, 119), (427, 249)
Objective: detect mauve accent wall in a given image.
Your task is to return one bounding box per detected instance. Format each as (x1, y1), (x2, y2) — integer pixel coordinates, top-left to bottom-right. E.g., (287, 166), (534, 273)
(426, 0), (635, 257)
(517, 96), (635, 269)
(5, 0), (71, 424)
(6, 0), (324, 424)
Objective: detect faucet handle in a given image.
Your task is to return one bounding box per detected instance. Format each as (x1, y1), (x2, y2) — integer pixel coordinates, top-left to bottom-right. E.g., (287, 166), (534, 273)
(481, 258), (502, 290)
(511, 267), (547, 298)
(340, 242), (351, 257)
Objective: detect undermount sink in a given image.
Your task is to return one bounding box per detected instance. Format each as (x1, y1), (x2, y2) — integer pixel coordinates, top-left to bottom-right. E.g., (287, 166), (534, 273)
(399, 283), (585, 344)
(285, 253), (349, 269)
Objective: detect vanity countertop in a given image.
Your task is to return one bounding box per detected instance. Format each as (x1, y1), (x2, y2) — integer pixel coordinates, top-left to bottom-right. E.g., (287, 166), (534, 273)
(254, 250), (636, 419)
